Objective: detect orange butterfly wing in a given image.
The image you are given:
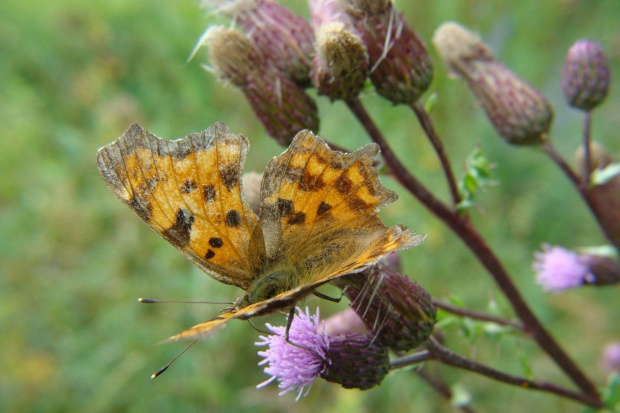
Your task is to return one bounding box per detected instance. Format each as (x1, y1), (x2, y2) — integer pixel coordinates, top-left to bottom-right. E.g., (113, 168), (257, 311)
(97, 123), (266, 289)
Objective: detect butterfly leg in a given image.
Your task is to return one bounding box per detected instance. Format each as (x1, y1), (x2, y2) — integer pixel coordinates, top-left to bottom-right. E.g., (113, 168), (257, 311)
(284, 307), (323, 358)
(312, 287), (348, 303)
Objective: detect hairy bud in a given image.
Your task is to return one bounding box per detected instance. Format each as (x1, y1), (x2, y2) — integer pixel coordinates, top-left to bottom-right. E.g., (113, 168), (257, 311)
(206, 26), (319, 145)
(201, 0), (314, 85)
(322, 333), (390, 390)
(433, 22), (553, 145)
(562, 40), (610, 111)
(344, 0), (433, 104)
(334, 267), (436, 352)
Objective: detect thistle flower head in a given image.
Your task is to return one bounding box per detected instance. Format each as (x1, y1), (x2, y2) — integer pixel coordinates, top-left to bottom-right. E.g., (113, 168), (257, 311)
(256, 308), (328, 400)
(311, 22), (369, 101)
(205, 26), (319, 145)
(204, 26), (264, 87)
(321, 333), (389, 390)
(562, 40), (610, 111)
(344, 0), (433, 104)
(201, 0), (314, 85)
(256, 307), (391, 399)
(433, 22), (553, 145)
(334, 267), (436, 352)
(533, 244), (589, 291)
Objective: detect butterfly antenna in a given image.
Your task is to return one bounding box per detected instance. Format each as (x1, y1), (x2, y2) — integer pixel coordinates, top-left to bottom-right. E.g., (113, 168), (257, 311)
(247, 318), (270, 335)
(151, 339), (198, 379)
(138, 298), (233, 305)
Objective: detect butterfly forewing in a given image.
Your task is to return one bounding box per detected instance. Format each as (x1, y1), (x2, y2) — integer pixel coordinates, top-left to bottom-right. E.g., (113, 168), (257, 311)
(96, 123), (264, 289)
(259, 129), (422, 286)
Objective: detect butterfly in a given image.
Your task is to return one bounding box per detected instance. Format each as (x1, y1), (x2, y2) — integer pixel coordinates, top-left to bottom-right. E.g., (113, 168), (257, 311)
(96, 122), (423, 343)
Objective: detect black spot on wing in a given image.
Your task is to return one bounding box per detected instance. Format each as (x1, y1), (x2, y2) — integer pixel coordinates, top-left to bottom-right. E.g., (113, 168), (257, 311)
(348, 196), (370, 212)
(203, 185), (216, 202)
(277, 198), (294, 216)
(209, 237), (224, 248)
(317, 201), (332, 216)
(205, 249), (215, 259)
(163, 209), (195, 247)
(225, 210), (241, 227)
(299, 172), (325, 191)
(220, 164), (240, 190)
(336, 175), (353, 194)
(287, 212), (306, 225)
(181, 180), (197, 194)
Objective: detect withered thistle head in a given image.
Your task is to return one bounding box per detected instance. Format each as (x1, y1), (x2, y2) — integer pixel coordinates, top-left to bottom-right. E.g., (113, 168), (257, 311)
(344, 0), (433, 104)
(205, 26), (319, 145)
(334, 266), (436, 352)
(562, 40), (610, 111)
(202, 0), (314, 86)
(310, 22), (369, 101)
(433, 22), (554, 145)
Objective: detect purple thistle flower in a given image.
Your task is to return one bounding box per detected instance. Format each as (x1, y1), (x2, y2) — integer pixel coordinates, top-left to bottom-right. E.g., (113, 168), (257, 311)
(533, 244), (589, 291)
(256, 306), (391, 398)
(256, 308), (328, 401)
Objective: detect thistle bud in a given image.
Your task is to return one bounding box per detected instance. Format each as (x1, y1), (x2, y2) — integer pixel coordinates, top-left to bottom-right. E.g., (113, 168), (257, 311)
(344, 0), (433, 104)
(206, 26), (319, 145)
(562, 40), (610, 111)
(310, 22), (369, 101)
(201, 0), (314, 85)
(321, 333), (390, 390)
(334, 267), (436, 352)
(433, 22), (554, 145)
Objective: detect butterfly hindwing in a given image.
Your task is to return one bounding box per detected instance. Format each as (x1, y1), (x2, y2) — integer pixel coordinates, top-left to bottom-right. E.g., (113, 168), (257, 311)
(97, 123), (265, 289)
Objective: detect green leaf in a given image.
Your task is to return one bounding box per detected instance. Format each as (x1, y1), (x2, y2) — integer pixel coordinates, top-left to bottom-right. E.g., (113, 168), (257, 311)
(604, 374), (620, 409)
(457, 147), (497, 210)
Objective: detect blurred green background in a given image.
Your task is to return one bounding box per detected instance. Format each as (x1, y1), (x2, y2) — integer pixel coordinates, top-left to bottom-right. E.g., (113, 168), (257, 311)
(2, 0), (619, 411)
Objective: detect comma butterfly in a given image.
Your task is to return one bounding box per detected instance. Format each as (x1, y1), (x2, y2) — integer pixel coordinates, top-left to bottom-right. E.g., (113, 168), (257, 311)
(97, 123), (423, 342)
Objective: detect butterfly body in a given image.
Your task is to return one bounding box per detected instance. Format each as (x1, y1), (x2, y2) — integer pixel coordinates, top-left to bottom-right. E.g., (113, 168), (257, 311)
(97, 122), (424, 341)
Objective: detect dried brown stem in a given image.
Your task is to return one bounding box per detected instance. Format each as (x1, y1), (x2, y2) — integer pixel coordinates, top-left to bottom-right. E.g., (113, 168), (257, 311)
(418, 338), (603, 408)
(433, 299), (524, 330)
(345, 96), (600, 401)
(409, 101), (461, 206)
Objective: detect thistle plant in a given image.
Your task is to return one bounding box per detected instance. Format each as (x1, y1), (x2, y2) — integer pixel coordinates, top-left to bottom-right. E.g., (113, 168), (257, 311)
(190, 0), (619, 410)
